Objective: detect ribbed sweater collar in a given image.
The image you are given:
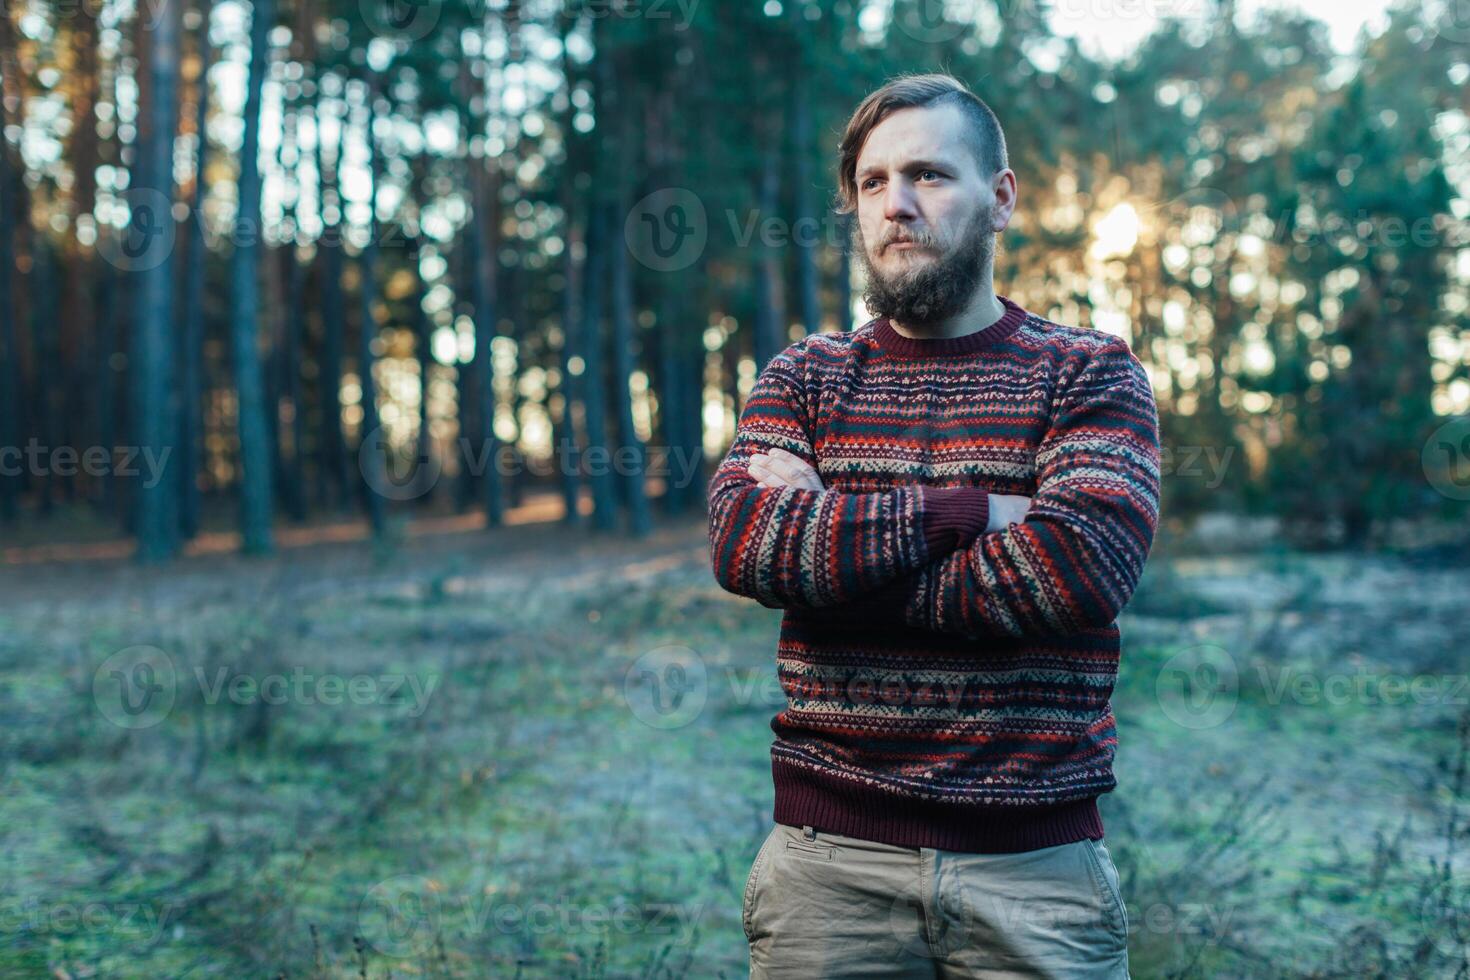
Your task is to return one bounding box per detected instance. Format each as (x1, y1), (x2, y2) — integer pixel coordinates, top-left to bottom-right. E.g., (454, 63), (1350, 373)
(871, 294), (1027, 358)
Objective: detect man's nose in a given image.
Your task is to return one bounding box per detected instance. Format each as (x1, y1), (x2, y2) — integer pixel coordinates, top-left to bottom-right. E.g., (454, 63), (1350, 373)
(882, 179), (917, 223)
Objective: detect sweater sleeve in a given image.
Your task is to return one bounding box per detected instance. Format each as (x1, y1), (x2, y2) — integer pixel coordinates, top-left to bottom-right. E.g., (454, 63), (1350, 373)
(707, 345), (986, 610)
(895, 340), (1162, 638)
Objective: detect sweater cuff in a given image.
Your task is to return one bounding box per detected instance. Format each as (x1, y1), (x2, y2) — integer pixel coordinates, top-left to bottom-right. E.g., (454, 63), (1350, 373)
(918, 486), (991, 558)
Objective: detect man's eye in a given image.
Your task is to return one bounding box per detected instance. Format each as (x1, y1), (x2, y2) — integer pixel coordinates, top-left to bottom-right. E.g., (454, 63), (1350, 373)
(919, 170), (941, 182)
(861, 178), (882, 191)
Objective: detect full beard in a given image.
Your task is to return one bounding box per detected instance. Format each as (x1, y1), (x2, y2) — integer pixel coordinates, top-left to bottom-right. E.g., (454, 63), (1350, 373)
(854, 205), (995, 327)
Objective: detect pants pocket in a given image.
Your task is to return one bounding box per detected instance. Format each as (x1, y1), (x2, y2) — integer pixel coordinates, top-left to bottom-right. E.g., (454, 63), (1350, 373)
(743, 828), (780, 943)
(1082, 837), (1129, 944)
(783, 837), (835, 861)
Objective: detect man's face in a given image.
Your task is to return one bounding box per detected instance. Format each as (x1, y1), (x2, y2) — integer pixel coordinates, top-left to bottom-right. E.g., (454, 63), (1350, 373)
(851, 102), (1011, 326)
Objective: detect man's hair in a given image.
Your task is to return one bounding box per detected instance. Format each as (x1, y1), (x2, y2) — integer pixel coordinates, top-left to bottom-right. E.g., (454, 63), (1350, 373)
(834, 73), (1008, 215)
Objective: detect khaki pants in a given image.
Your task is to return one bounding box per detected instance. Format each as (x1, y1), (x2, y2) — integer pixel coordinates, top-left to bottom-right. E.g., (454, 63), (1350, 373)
(742, 823), (1130, 979)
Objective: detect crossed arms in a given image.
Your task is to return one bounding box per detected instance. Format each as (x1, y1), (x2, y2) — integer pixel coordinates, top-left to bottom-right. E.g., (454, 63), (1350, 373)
(706, 339), (1162, 639)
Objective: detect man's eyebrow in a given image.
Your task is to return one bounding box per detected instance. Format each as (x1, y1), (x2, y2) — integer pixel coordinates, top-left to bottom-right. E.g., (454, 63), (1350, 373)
(856, 158), (958, 179)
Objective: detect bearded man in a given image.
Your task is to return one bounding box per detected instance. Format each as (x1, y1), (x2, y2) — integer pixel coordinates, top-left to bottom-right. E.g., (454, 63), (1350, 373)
(708, 72), (1161, 978)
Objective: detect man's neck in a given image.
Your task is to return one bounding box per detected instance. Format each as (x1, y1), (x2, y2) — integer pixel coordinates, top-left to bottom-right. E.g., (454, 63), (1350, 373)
(888, 281), (1005, 341)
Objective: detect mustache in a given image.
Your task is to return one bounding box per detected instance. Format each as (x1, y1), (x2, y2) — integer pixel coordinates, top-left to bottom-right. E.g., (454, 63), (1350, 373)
(880, 229), (938, 250)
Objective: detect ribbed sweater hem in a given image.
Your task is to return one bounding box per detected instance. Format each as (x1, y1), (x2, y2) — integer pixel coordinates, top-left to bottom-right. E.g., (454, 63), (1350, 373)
(771, 758), (1104, 853)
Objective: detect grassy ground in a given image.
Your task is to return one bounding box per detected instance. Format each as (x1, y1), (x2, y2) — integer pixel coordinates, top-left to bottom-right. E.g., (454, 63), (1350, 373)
(2, 513), (1468, 978)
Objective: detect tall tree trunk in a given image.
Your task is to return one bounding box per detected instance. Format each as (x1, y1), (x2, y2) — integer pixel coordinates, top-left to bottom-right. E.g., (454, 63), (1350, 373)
(553, 15), (584, 525)
(411, 231), (435, 504)
(473, 165), (503, 527)
(0, 62), (16, 521)
(497, 0), (526, 506)
(264, 236), (284, 513)
(509, 262), (532, 510)
(608, 80), (650, 536)
(94, 263), (119, 516)
(281, 232), (307, 521)
(33, 243), (60, 513)
(648, 84), (699, 515)
(753, 120), (786, 371)
(450, 61), (476, 513)
(177, 0), (212, 539)
(790, 61), (820, 337)
(262, 96), (287, 515)
(453, 211), (480, 513)
(356, 71), (385, 537)
(580, 200), (617, 532)
(132, 0), (182, 560)
(467, 68), (504, 528)
(285, 0), (311, 519)
(0, 7), (35, 514)
(682, 27), (719, 508)
(580, 18), (617, 531)
(61, 1), (102, 503)
(555, 209), (585, 524)
(263, 103), (298, 520)
(314, 86), (349, 510)
(656, 287), (685, 516)
(92, 5), (124, 519)
(230, 0), (275, 554)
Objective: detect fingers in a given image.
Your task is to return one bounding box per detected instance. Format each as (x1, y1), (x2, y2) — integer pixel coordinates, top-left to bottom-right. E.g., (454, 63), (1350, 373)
(748, 458), (782, 487)
(748, 453), (796, 488)
(747, 454), (780, 488)
(769, 448), (821, 478)
(748, 447), (822, 489)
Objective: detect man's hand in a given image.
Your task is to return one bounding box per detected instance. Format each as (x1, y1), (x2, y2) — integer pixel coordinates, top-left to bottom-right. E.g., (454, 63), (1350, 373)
(986, 494), (1032, 532)
(750, 448), (1033, 532)
(748, 447), (824, 490)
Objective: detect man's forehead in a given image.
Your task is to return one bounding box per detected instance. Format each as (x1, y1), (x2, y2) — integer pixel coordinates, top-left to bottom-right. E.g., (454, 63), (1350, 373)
(856, 103), (972, 173)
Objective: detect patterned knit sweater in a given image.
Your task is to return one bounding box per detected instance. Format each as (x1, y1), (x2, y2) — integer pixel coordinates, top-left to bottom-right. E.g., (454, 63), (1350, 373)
(707, 295), (1161, 853)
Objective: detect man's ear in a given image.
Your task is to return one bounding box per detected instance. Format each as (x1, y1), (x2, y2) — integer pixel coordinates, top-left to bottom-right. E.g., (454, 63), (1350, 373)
(991, 168), (1017, 232)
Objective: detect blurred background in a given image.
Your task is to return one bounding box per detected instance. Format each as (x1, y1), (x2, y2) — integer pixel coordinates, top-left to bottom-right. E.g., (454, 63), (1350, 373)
(2, 0), (1469, 976)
